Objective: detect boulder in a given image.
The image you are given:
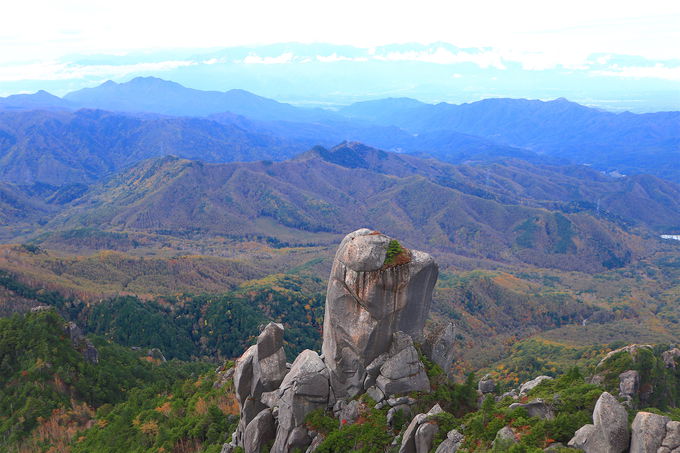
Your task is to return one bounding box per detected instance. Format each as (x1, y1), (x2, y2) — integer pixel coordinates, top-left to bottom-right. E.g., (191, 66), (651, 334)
(252, 323), (288, 396)
(338, 400), (361, 426)
(661, 420), (680, 451)
(568, 392), (629, 453)
(271, 350), (330, 453)
(423, 323), (456, 375)
(434, 429), (464, 453)
(478, 374), (495, 394)
(619, 369), (640, 398)
(519, 375), (553, 395)
(243, 409), (276, 453)
(376, 332), (430, 396)
(630, 411), (669, 453)
(322, 229), (438, 397)
(366, 385), (384, 403)
(509, 399), (554, 419)
(415, 422), (439, 453)
(492, 426), (517, 449)
(399, 405), (445, 453)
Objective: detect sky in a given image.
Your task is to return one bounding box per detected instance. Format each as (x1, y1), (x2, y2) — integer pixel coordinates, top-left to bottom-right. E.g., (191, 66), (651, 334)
(1, 0), (679, 110)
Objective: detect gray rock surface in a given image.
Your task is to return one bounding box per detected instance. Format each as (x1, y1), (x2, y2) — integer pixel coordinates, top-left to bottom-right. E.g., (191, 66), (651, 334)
(322, 229), (438, 397)
(519, 375), (553, 395)
(423, 322), (456, 376)
(272, 350), (330, 453)
(568, 392), (629, 453)
(492, 426), (517, 449)
(630, 411), (669, 453)
(376, 332), (430, 396)
(65, 321), (99, 363)
(415, 422), (439, 453)
(619, 369), (640, 398)
(434, 429), (464, 453)
(234, 323), (289, 449)
(399, 405), (445, 453)
(662, 348), (680, 369)
(243, 409), (276, 453)
(387, 404), (411, 428)
(478, 374), (495, 394)
(660, 420), (680, 452)
(509, 399), (554, 419)
(338, 400), (361, 426)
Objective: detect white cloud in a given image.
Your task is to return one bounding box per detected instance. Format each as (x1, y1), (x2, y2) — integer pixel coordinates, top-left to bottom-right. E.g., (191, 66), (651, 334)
(0, 60), (196, 82)
(591, 64), (680, 81)
(241, 53), (295, 64)
(374, 47), (506, 69)
(316, 53), (367, 63)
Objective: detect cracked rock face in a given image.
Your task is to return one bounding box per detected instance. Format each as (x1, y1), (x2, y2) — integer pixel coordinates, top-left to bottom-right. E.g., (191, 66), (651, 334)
(322, 228), (438, 397)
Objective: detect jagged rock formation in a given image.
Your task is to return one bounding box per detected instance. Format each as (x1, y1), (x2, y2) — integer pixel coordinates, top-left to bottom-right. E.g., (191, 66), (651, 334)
(568, 392), (630, 453)
(64, 321), (99, 364)
(399, 404), (444, 453)
(322, 228), (438, 397)
(231, 322), (288, 450)
(423, 322), (456, 376)
(223, 230), (440, 452)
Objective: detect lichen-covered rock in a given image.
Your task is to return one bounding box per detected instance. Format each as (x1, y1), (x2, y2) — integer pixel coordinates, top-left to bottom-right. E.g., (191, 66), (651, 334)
(423, 322), (456, 376)
(272, 350), (330, 453)
(568, 392), (629, 453)
(630, 411), (669, 453)
(322, 229), (438, 397)
(509, 399), (554, 420)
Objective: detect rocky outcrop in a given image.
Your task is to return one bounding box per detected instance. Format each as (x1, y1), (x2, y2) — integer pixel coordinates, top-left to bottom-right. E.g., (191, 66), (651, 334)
(519, 375), (553, 395)
(568, 392), (629, 453)
(423, 322), (456, 376)
(478, 374), (495, 394)
(628, 412), (680, 453)
(597, 344), (653, 368)
(222, 230), (440, 453)
(434, 429), (464, 453)
(399, 404), (444, 453)
(662, 348), (680, 369)
(64, 321), (99, 364)
(619, 369), (640, 405)
(509, 399), (554, 420)
(375, 331), (430, 396)
(322, 229), (438, 397)
(271, 350), (330, 453)
(232, 322), (288, 449)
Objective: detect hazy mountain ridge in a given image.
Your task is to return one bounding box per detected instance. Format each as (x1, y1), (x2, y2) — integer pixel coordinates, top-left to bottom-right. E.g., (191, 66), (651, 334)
(1, 77), (677, 183)
(38, 143), (679, 273)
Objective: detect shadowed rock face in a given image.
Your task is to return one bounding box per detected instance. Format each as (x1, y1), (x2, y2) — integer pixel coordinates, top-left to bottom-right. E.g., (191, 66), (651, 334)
(322, 228), (438, 397)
